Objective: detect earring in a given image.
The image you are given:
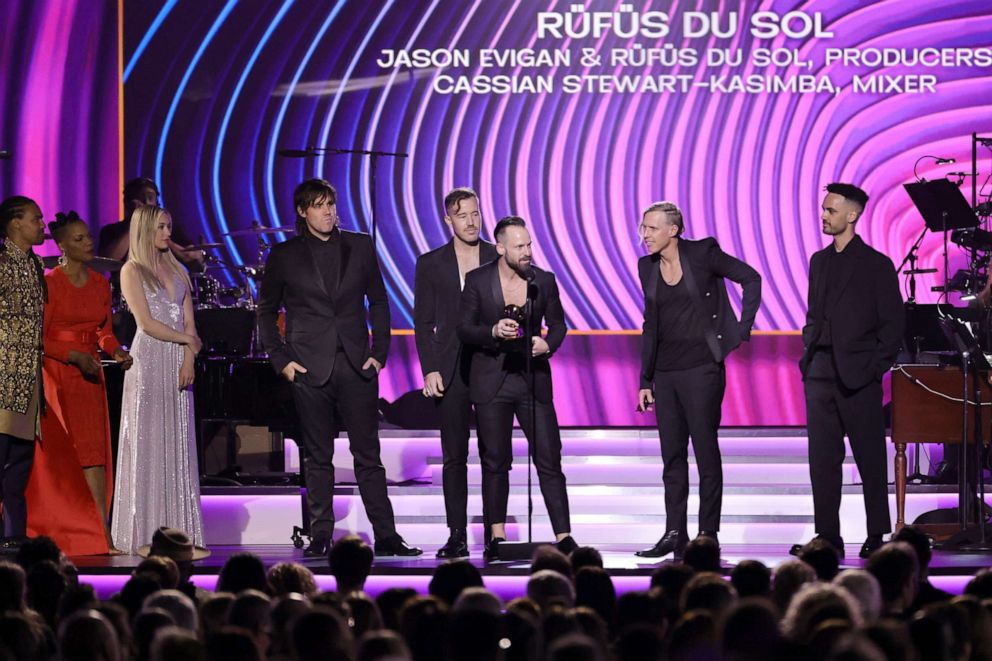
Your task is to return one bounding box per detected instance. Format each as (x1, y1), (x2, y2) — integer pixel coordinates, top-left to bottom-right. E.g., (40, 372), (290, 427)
(58, 252), (67, 267)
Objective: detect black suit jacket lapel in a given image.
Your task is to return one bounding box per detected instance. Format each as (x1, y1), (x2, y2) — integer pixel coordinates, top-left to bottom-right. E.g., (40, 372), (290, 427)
(679, 243), (701, 298)
(678, 242), (722, 360)
(489, 263), (505, 314)
(645, 255), (660, 339)
(812, 251), (829, 321)
(442, 240), (459, 294)
(335, 233), (351, 298)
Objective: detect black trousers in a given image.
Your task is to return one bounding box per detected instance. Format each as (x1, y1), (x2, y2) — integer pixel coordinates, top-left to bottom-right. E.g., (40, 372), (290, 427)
(435, 368), (489, 530)
(291, 354), (397, 542)
(0, 432), (35, 538)
(475, 372), (571, 535)
(804, 350), (891, 539)
(654, 362), (726, 534)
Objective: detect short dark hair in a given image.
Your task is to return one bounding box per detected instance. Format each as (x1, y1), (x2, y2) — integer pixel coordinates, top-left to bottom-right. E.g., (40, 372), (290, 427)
(729, 560), (771, 598)
(48, 211), (87, 244)
(494, 215), (526, 241)
(443, 187), (478, 215)
(0, 561), (26, 611)
(891, 525), (933, 571)
(825, 182), (869, 211)
(799, 538), (842, 581)
(123, 177), (159, 202)
(328, 535), (374, 591)
(865, 541), (918, 604)
(428, 560), (483, 606)
(0, 195), (38, 239)
(683, 535), (721, 573)
(293, 178), (336, 217)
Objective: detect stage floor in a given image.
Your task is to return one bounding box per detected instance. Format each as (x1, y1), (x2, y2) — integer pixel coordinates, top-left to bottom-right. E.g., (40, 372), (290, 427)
(72, 542), (986, 599)
(68, 542), (992, 576)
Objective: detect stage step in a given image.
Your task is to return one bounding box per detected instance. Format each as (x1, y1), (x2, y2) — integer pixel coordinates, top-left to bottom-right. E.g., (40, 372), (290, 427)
(425, 461), (863, 486)
(273, 431), (891, 485)
(194, 427), (949, 549)
(199, 488), (974, 547)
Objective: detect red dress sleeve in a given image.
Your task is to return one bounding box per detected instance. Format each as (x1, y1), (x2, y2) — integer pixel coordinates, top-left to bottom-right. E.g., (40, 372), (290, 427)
(94, 273), (122, 356)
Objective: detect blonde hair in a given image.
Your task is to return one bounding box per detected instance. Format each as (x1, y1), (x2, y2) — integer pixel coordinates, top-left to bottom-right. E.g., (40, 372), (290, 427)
(127, 206), (191, 294)
(642, 201), (685, 236)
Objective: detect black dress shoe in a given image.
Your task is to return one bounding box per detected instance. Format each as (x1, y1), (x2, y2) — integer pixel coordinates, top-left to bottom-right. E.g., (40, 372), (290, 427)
(484, 537), (505, 562)
(859, 535), (884, 559)
(436, 529), (469, 559)
(374, 536), (423, 557)
(635, 530), (686, 559)
(789, 535), (845, 559)
(303, 535), (331, 558)
(556, 535), (579, 555)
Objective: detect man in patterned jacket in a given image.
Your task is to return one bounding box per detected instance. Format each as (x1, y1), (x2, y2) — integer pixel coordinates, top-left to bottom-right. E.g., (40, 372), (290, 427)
(0, 196), (47, 551)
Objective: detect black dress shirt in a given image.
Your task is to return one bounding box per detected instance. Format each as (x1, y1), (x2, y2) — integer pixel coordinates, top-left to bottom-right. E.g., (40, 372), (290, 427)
(817, 246), (854, 348)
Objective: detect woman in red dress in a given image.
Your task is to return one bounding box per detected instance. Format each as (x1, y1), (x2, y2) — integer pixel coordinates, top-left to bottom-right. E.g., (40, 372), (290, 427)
(26, 212), (132, 555)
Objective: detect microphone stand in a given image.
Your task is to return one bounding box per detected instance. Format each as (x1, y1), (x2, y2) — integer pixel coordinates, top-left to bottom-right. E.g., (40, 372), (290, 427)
(278, 145), (409, 242)
(493, 269), (552, 562)
(898, 227), (933, 483)
(897, 227), (928, 304)
(524, 281), (535, 545)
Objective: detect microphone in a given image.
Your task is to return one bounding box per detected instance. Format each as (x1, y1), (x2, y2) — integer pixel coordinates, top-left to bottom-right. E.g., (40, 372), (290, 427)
(277, 148), (315, 158)
(934, 157), (956, 164)
(0, 150), (11, 160)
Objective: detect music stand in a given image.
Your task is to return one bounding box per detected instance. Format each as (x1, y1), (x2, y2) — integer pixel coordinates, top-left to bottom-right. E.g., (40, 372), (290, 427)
(904, 180), (980, 232)
(905, 180), (980, 301)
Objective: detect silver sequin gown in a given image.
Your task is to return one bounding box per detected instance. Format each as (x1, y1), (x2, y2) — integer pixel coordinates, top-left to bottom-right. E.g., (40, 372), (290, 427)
(111, 274), (204, 552)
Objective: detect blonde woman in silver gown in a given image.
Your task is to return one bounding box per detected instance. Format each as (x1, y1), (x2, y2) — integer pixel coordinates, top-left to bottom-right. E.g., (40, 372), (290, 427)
(111, 205), (204, 552)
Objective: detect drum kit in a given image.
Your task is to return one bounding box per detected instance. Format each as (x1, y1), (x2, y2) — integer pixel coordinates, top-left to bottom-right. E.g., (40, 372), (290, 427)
(190, 222), (295, 312)
(73, 222), (296, 355)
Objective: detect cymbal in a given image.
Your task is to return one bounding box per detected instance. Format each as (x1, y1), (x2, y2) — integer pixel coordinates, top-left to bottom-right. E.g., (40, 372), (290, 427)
(41, 255), (124, 272)
(87, 257), (124, 272)
(187, 242), (224, 250)
(222, 225), (295, 237)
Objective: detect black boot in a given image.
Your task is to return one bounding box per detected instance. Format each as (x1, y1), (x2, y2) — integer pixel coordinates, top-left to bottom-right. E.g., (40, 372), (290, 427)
(436, 528), (469, 559)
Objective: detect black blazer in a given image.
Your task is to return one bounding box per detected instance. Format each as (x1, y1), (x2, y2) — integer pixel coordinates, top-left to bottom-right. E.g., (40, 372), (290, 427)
(457, 262), (567, 404)
(799, 235), (904, 390)
(639, 237), (762, 389)
(256, 229), (390, 386)
(413, 239), (498, 386)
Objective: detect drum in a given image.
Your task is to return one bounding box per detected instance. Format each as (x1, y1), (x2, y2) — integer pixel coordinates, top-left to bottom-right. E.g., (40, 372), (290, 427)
(192, 274), (221, 309)
(216, 283), (245, 308)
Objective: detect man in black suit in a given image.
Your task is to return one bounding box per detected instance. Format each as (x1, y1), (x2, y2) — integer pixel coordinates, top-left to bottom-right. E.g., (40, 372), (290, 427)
(414, 187), (498, 558)
(257, 178), (421, 558)
(791, 182), (903, 560)
(635, 202), (762, 560)
(457, 216), (576, 559)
